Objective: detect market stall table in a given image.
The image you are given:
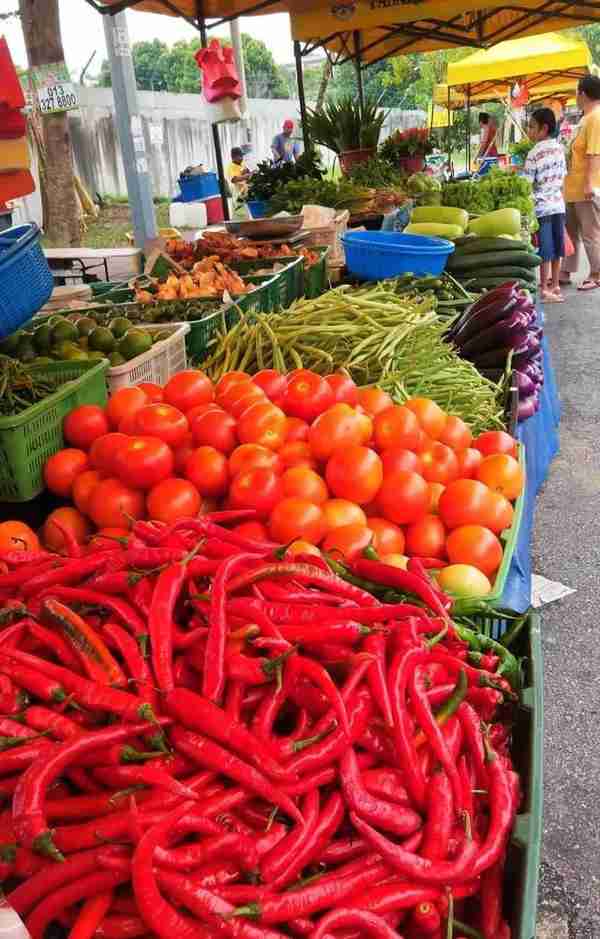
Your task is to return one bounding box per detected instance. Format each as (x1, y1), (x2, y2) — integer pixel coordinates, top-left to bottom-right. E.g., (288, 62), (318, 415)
(44, 247), (143, 285)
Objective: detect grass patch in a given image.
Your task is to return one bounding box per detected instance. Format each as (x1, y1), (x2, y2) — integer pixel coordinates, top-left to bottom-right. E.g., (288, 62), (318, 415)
(42, 203), (171, 250)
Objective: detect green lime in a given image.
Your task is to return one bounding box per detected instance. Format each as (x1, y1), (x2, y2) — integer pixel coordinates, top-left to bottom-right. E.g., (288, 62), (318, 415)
(52, 340), (80, 360)
(46, 315), (65, 327)
(119, 328), (152, 361)
(33, 323), (53, 352)
(64, 347), (89, 361)
(88, 326), (116, 354)
(76, 316), (97, 338)
(109, 351), (126, 367)
(52, 320), (79, 344)
(108, 316), (132, 339)
(31, 356), (54, 366)
(86, 351), (107, 363)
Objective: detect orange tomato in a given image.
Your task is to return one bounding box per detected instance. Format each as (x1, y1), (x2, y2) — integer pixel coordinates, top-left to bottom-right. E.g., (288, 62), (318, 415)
(379, 553), (408, 569)
(321, 499), (367, 532)
(229, 444), (281, 478)
(322, 523), (373, 560)
(357, 387), (393, 417)
(282, 466), (328, 505)
(438, 479), (490, 530)
(269, 498), (326, 545)
(105, 387), (148, 430)
(286, 540), (321, 558)
(146, 478), (202, 525)
(185, 446), (229, 498)
(481, 491), (514, 535)
(277, 441), (316, 471)
(44, 449), (89, 498)
(373, 406), (420, 451)
(414, 428), (434, 453)
(90, 527), (131, 548)
(476, 454), (524, 501)
(237, 402), (286, 451)
(163, 370), (214, 412)
(284, 418), (310, 442)
(438, 415), (472, 451)
(404, 514), (446, 559)
(436, 564), (492, 598)
(474, 431), (518, 459)
(136, 382), (164, 403)
(308, 404), (369, 463)
(325, 446), (383, 506)
(419, 443), (459, 485)
(405, 398), (447, 440)
(427, 482), (445, 514)
(0, 521), (40, 553)
(88, 479), (145, 529)
(367, 517), (405, 556)
(381, 447), (423, 477)
(43, 507), (91, 554)
(72, 469), (103, 515)
(455, 448), (483, 479)
(377, 471), (429, 526)
(233, 521), (271, 543)
(446, 525), (503, 576)
(230, 468), (283, 518)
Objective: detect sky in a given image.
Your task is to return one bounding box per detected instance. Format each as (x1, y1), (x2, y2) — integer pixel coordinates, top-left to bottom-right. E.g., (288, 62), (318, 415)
(2, 0), (295, 77)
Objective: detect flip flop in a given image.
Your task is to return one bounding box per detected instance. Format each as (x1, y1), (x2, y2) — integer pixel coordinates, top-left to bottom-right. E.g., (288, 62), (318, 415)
(542, 293), (565, 303)
(577, 280), (600, 291)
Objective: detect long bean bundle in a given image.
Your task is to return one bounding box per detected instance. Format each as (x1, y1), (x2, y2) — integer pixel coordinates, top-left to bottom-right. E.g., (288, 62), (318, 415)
(199, 284), (505, 433)
(0, 357), (61, 417)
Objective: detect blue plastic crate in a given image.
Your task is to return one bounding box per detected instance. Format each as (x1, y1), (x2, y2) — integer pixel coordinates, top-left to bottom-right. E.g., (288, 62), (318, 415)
(174, 173), (219, 203)
(342, 231), (455, 280)
(247, 200), (267, 219)
(0, 224), (53, 338)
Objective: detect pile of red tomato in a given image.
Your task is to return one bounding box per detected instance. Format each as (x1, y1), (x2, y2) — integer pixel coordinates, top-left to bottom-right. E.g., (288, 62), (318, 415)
(41, 368), (524, 597)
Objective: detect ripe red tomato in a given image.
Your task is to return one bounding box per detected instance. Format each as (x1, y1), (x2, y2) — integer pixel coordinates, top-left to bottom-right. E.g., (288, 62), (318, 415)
(163, 369), (214, 412)
(414, 429), (434, 453)
(185, 446), (229, 498)
(269, 498), (325, 545)
(186, 402), (221, 424)
(322, 499), (367, 532)
(228, 386), (267, 420)
(0, 521), (40, 554)
(419, 443), (459, 485)
(89, 433), (129, 475)
(44, 449), (89, 498)
(405, 398), (447, 440)
(216, 371), (251, 399)
(173, 434), (196, 475)
(427, 482), (445, 514)
(105, 387), (148, 430)
(438, 415), (472, 451)
(455, 447), (483, 479)
(230, 467), (283, 517)
(190, 408), (238, 454)
(367, 517), (405, 555)
(134, 404), (189, 449)
(146, 478), (201, 524)
(373, 406), (420, 451)
(88, 478), (145, 529)
(325, 373), (359, 406)
(252, 369), (287, 402)
(229, 444), (281, 478)
(438, 479), (490, 530)
(309, 404), (369, 463)
(63, 405), (109, 450)
(474, 431), (518, 459)
(476, 454), (524, 501)
(282, 466), (328, 505)
(378, 471), (429, 525)
(446, 525), (503, 576)
(404, 514), (446, 559)
(233, 521), (270, 543)
(277, 441), (316, 471)
(136, 382), (163, 403)
(281, 370), (334, 422)
(237, 402), (286, 451)
(325, 446), (383, 506)
(482, 491), (514, 534)
(322, 523), (372, 560)
(118, 411), (141, 436)
(43, 508), (91, 554)
(284, 418), (310, 442)
(114, 436), (174, 490)
(72, 470), (103, 515)
(381, 447), (423, 477)
(356, 387), (393, 417)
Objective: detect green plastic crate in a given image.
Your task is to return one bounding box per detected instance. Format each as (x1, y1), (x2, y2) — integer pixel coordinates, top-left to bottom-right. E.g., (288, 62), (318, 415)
(304, 246), (330, 299)
(0, 360), (108, 502)
(185, 304), (238, 360)
(269, 257), (304, 309)
(469, 610), (543, 939)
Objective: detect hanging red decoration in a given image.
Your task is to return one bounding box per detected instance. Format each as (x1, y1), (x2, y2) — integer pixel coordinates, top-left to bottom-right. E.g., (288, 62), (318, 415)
(194, 39), (241, 104)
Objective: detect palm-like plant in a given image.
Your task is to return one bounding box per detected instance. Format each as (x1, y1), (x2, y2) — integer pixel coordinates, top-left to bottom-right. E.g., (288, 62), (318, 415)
(304, 95), (387, 154)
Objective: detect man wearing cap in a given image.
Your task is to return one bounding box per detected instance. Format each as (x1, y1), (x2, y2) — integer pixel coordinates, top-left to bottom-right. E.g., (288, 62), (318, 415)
(272, 119), (301, 164)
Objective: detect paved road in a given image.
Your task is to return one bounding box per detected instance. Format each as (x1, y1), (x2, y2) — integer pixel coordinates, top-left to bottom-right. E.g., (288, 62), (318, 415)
(535, 281), (600, 938)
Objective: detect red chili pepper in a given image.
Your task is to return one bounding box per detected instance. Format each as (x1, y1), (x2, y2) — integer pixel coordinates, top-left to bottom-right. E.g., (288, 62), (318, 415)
(360, 768), (408, 805)
(168, 517), (277, 553)
(260, 789), (319, 885)
(285, 689), (373, 778)
(388, 646), (428, 810)
(35, 586), (148, 648)
(363, 633), (393, 727)
(24, 706), (81, 740)
(467, 686), (504, 721)
(130, 577), (154, 619)
(157, 830), (259, 873)
(126, 546), (187, 568)
(276, 791), (345, 891)
(26, 872), (129, 939)
(421, 768), (453, 860)
(187, 558), (221, 579)
(48, 520), (85, 559)
(480, 859), (504, 939)
(226, 561), (380, 607)
(86, 571), (143, 596)
(340, 747), (421, 838)
(41, 598), (126, 687)
(95, 915), (147, 939)
(458, 702), (488, 790)
(148, 562), (189, 693)
(68, 890), (114, 939)
(101, 621), (158, 710)
(285, 654), (350, 738)
(311, 908), (400, 939)
(26, 621), (81, 672)
(410, 901), (442, 935)
(171, 726), (303, 824)
(352, 558), (451, 619)
(0, 654), (67, 703)
(23, 554), (121, 597)
(0, 551), (54, 567)
(226, 598), (287, 643)
(0, 560), (59, 592)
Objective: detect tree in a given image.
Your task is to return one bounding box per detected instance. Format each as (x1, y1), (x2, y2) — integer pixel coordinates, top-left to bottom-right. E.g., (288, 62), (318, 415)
(99, 34), (290, 99)
(383, 49), (471, 111)
(19, 0), (80, 246)
(328, 60), (407, 106)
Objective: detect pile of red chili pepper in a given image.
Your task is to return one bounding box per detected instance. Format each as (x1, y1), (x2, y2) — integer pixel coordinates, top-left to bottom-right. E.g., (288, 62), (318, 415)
(0, 509), (522, 939)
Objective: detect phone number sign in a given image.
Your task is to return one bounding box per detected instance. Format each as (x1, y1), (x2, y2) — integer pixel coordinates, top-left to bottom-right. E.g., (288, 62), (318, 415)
(32, 61), (79, 114)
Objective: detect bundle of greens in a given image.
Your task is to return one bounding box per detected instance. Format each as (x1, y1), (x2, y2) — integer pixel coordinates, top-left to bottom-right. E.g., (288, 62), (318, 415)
(345, 157), (404, 189)
(244, 150), (324, 204)
(442, 167), (536, 228)
(268, 178), (373, 216)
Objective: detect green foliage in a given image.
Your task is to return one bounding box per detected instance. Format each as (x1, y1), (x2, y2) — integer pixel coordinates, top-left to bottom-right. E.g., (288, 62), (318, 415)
(267, 177), (371, 215)
(380, 127), (433, 161)
(304, 95), (387, 154)
(509, 139), (534, 162)
(345, 158), (404, 188)
(442, 168), (535, 225)
(98, 34), (290, 99)
(245, 150), (324, 203)
(383, 49), (471, 111)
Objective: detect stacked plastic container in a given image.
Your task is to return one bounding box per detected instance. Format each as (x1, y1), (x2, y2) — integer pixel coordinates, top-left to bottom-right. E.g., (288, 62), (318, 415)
(171, 172), (224, 225)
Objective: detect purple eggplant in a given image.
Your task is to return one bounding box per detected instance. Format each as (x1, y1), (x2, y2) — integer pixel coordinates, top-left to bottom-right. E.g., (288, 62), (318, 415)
(518, 393), (540, 421)
(451, 296), (520, 348)
(513, 348), (542, 369)
(446, 284), (518, 340)
(514, 370), (537, 396)
(459, 311), (531, 358)
(467, 346), (513, 369)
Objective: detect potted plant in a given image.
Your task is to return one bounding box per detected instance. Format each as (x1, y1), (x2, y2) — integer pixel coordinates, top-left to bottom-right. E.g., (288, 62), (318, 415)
(304, 95), (387, 174)
(379, 127), (434, 174)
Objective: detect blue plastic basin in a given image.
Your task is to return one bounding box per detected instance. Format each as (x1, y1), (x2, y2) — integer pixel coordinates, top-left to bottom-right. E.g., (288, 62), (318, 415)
(341, 231), (455, 280)
(247, 201), (267, 219)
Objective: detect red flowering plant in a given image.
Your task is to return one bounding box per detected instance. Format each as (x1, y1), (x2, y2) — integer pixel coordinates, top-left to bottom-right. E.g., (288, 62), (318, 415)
(379, 127), (434, 162)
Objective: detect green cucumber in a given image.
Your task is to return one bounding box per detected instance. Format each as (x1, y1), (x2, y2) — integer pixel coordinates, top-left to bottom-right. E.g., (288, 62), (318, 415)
(468, 266), (537, 283)
(466, 277), (534, 290)
(447, 250), (541, 272)
(452, 236), (530, 255)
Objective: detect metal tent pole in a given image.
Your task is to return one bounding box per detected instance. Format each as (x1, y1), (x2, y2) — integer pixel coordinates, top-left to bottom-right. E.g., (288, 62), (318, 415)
(447, 84), (452, 175)
(354, 31), (365, 111)
(197, 7), (230, 221)
(103, 11), (157, 249)
(294, 40), (310, 151)
(466, 86), (471, 173)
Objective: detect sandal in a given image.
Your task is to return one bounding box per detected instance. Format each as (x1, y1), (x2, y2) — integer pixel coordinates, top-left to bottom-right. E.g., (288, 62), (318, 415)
(541, 290), (565, 303)
(577, 279), (600, 291)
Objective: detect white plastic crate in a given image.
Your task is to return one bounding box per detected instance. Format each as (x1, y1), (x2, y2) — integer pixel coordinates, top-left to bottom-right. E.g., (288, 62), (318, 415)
(107, 323), (190, 393)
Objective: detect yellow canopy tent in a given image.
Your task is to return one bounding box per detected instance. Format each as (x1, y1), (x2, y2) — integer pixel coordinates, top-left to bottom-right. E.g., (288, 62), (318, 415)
(84, 0), (289, 26)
